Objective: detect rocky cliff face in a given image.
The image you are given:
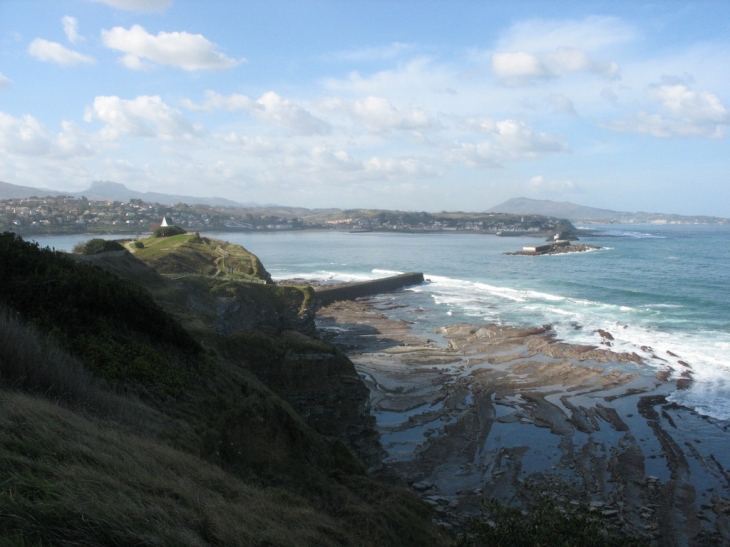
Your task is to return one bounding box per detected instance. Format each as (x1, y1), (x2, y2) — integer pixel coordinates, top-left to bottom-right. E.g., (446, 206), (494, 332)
(85, 245), (385, 472)
(222, 328), (385, 472)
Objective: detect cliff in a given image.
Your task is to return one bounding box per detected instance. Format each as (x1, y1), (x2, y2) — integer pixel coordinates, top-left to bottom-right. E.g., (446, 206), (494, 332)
(0, 232), (444, 546)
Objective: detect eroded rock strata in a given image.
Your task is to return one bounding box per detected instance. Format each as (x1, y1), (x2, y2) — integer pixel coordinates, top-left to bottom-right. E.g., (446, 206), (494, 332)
(317, 297), (730, 547)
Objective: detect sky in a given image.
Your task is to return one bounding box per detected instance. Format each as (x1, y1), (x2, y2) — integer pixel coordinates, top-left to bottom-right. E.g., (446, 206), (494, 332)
(0, 0), (728, 216)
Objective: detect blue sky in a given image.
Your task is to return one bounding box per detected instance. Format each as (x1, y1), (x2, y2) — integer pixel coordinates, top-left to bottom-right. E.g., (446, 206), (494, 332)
(1, 0), (728, 215)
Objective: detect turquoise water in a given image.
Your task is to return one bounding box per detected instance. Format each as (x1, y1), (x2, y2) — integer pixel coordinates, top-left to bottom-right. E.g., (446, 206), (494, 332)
(31, 225), (730, 419)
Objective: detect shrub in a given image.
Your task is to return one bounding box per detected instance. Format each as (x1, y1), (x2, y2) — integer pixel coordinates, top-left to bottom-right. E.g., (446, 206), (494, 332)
(153, 226), (186, 238)
(73, 238), (125, 255)
(133, 241), (144, 249)
(0, 232), (202, 393)
(454, 497), (649, 547)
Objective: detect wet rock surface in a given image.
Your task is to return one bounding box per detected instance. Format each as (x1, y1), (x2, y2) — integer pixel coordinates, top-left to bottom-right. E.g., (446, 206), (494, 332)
(317, 296), (730, 547)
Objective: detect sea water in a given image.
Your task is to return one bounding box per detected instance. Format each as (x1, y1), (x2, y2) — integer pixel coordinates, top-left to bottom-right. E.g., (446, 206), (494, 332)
(31, 225), (730, 420)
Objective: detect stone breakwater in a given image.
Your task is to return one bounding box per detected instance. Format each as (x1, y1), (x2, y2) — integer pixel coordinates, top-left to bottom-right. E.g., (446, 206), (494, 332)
(314, 272), (425, 306)
(316, 296), (730, 547)
(505, 243), (603, 255)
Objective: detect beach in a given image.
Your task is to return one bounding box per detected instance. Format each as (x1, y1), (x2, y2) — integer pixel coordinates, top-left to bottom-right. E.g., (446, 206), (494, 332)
(317, 295), (730, 546)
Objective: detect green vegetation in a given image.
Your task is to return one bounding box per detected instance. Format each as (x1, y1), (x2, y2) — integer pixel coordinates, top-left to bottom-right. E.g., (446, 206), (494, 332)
(72, 238), (126, 255)
(133, 232), (273, 283)
(455, 497), (648, 547)
(0, 231), (445, 547)
(153, 225), (186, 237)
(0, 232), (202, 393)
(0, 391), (435, 547)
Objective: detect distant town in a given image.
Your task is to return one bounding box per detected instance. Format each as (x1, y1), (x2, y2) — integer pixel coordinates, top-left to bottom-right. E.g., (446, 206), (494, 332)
(0, 195), (577, 236)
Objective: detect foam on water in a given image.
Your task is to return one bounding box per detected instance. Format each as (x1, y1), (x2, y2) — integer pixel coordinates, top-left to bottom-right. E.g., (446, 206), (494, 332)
(592, 229), (667, 239)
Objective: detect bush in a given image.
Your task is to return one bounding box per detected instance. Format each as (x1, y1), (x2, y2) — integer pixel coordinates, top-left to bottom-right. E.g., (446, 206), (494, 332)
(133, 241), (144, 249)
(73, 238), (125, 255)
(454, 497), (649, 547)
(0, 232), (202, 393)
(153, 226), (186, 238)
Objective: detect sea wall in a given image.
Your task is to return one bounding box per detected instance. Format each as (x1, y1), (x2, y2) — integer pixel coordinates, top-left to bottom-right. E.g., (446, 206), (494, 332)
(315, 272), (425, 306)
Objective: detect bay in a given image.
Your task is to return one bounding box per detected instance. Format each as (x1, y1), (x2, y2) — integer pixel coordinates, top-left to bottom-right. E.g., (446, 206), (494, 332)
(30, 224), (730, 419)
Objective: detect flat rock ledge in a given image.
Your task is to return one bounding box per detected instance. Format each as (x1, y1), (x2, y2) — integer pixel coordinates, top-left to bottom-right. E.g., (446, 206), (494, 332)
(505, 243), (603, 255)
(317, 297), (730, 547)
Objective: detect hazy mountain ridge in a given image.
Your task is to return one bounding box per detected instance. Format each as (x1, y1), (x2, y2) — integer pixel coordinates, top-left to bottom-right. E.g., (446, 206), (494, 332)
(0, 180), (253, 208)
(488, 197), (729, 223)
(0, 181), (66, 199)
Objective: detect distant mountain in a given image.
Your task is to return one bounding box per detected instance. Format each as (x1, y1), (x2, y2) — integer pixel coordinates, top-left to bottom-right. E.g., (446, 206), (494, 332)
(487, 198), (624, 220)
(0, 180), (256, 208)
(487, 197), (727, 224)
(79, 181), (256, 207)
(0, 181), (66, 199)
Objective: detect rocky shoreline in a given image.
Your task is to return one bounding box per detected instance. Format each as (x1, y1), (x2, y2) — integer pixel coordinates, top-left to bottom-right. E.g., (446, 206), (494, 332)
(315, 295), (730, 547)
(505, 243), (603, 255)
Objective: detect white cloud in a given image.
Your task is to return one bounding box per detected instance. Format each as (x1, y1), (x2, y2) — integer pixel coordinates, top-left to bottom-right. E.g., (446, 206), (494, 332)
(604, 80), (729, 138)
(183, 90), (329, 135)
(447, 119), (569, 167)
(365, 156), (436, 179)
(84, 95), (200, 141)
(216, 133), (277, 155)
(62, 16), (80, 43)
(181, 90), (254, 112)
(101, 25), (243, 71)
(312, 146), (363, 172)
(0, 73), (11, 88)
(465, 117), (497, 133)
(0, 112), (93, 158)
(351, 96), (437, 133)
(528, 175), (577, 193)
(492, 47), (618, 86)
(650, 81), (728, 123)
(493, 119), (569, 157)
(497, 16), (635, 53)
(488, 16), (628, 86)
(87, 0), (171, 12)
(445, 140), (502, 168)
(330, 42), (415, 62)
(0, 112), (52, 156)
(254, 92), (330, 135)
(28, 38), (94, 66)
(548, 94), (578, 117)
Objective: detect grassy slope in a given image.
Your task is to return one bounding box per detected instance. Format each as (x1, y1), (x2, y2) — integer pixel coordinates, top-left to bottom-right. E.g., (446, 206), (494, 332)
(0, 234), (445, 547)
(131, 233), (273, 283)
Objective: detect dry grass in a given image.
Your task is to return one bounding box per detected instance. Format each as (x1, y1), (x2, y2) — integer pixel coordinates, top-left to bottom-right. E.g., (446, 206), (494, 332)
(0, 308), (446, 547)
(0, 307), (98, 406)
(0, 392), (363, 547)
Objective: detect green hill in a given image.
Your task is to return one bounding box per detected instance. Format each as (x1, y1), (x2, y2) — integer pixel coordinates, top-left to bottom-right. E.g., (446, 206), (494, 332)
(131, 232), (273, 284)
(0, 232), (445, 547)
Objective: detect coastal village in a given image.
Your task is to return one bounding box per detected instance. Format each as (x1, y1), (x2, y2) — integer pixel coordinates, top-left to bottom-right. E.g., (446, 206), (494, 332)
(0, 194), (573, 236)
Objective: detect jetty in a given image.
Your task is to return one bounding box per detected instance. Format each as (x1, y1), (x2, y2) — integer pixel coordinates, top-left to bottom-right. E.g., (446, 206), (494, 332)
(506, 240), (602, 255)
(314, 272), (425, 306)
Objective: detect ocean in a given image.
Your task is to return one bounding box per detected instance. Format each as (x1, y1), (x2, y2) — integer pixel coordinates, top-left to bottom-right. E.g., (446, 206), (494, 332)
(31, 224), (730, 420)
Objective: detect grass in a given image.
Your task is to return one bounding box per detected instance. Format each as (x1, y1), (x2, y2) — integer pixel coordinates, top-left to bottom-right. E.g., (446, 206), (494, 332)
(0, 392), (361, 547)
(0, 232), (203, 394)
(0, 306), (97, 405)
(454, 497), (649, 547)
(132, 233), (273, 283)
(0, 232), (447, 546)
